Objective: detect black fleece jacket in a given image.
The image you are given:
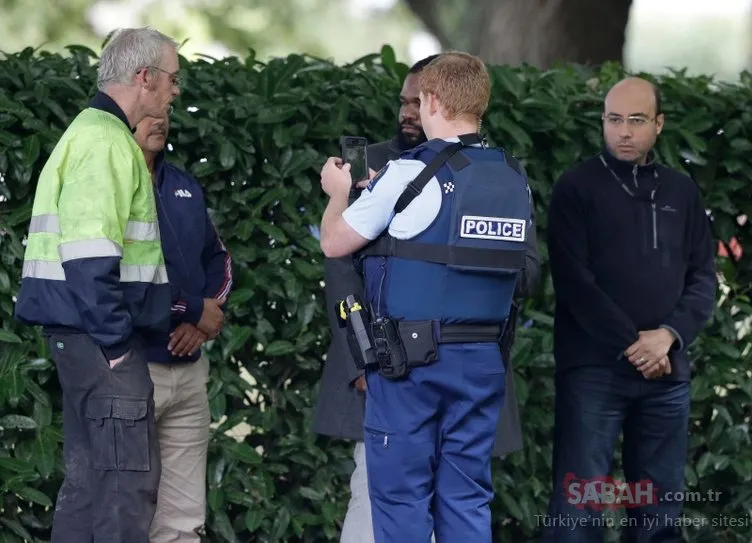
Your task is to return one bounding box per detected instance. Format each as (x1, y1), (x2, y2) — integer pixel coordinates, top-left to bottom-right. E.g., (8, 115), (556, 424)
(547, 147), (717, 381)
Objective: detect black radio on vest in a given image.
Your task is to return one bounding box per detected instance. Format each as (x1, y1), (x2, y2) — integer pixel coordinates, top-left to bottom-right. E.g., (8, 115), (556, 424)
(370, 316), (408, 380)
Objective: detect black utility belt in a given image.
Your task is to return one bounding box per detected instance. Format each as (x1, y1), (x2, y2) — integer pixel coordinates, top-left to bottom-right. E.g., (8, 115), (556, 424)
(335, 295), (505, 381)
(435, 323), (505, 344)
(375, 319), (505, 380)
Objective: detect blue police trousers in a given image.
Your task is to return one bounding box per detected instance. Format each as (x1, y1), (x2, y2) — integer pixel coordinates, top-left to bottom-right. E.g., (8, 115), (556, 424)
(363, 342), (506, 543)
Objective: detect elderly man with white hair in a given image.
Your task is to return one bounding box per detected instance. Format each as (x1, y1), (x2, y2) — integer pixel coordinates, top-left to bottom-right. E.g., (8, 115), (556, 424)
(14, 26), (181, 542)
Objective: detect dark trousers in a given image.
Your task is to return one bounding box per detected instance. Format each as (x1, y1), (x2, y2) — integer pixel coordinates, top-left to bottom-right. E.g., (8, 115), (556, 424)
(541, 366), (690, 543)
(364, 343), (506, 543)
(48, 332), (161, 543)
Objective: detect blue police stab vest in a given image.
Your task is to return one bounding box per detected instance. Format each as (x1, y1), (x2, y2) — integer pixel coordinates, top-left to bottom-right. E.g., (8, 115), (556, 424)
(359, 137), (530, 326)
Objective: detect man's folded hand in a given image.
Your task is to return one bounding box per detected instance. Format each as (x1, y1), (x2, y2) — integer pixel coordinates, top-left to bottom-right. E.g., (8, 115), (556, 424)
(198, 297), (225, 338)
(625, 328), (676, 379)
(170, 322), (208, 356)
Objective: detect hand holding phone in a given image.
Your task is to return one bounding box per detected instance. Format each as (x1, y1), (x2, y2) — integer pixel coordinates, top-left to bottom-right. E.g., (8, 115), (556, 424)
(341, 136), (369, 183)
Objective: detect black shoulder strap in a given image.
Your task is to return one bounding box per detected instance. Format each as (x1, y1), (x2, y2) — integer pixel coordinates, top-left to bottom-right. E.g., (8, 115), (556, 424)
(393, 133), (483, 214)
(505, 154), (524, 176)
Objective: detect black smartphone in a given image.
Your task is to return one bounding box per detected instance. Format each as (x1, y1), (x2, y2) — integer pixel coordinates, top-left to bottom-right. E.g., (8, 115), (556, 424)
(341, 136), (369, 183)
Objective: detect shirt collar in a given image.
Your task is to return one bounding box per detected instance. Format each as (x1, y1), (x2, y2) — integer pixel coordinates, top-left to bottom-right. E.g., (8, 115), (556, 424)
(600, 145), (657, 177)
(441, 135), (484, 147)
(153, 150), (168, 186)
(88, 91), (135, 133)
(388, 137), (402, 155)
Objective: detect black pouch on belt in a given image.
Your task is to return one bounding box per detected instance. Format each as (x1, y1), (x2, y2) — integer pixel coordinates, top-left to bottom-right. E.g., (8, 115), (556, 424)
(397, 320), (438, 368)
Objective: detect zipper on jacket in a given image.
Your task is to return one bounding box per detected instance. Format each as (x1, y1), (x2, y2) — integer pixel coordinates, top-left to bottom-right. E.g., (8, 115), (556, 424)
(650, 189), (658, 250)
(154, 186), (192, 280)
(636, 167), (658, 250)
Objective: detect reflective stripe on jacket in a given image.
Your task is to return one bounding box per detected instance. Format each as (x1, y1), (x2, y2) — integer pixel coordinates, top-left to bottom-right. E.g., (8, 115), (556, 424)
(15, 99), (171, 359)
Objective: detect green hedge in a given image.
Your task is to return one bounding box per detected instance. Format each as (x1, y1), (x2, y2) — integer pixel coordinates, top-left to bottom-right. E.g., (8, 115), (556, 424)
(1, 45), (751, 542)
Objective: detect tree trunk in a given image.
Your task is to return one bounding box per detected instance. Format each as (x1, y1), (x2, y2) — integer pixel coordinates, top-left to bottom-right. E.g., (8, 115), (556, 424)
(404, 0), (633, 68)
(475, 0), (633, 68)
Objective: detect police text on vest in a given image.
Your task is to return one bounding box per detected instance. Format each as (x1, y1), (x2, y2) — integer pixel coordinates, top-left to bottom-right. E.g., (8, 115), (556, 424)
(460, 216), (526, 242)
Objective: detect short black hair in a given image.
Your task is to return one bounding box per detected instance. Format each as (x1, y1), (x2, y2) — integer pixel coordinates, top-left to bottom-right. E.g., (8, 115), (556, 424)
(408, 54), (440, 74)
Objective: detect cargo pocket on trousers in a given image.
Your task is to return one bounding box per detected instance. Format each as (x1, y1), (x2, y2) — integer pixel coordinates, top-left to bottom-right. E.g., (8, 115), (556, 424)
(86, 396), (150, 471)
(363, 426), (396, 498)
(364, 425), (432, 503)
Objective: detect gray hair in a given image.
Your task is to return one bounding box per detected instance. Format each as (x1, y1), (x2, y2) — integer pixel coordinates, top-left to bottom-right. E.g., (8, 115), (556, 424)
(97, 27), (178, 90)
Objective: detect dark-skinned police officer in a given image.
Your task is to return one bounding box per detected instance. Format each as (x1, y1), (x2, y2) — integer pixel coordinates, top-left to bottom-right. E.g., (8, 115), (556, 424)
(318, 52), (532, 543)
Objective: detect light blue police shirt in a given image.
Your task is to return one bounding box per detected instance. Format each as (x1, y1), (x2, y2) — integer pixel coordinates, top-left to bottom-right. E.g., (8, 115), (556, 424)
(342, 137), (484, 241)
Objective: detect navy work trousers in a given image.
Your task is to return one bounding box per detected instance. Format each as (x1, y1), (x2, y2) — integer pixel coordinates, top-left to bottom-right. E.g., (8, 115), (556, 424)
(363, 342), (506, 543)
(541, 366), (690, 543)
(48, 332), (161, 543)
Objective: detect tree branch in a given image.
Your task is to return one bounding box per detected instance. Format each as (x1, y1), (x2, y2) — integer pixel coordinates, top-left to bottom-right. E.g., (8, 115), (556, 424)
(402, 0), (452, 49)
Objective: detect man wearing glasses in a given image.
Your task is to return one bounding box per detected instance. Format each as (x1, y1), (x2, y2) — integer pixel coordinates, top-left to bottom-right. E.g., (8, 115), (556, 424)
(14, 27), (181, 542)
(542, 77), (717, 542)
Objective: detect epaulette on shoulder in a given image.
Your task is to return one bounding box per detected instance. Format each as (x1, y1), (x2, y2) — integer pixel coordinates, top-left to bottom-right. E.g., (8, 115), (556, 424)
(504, 152), (525, 177)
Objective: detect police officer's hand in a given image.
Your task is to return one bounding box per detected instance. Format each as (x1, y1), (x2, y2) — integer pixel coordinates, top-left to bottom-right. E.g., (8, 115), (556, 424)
(320, 157), (352, 197)
(198, 297), (225, 339)
(169, 322), (208, 356)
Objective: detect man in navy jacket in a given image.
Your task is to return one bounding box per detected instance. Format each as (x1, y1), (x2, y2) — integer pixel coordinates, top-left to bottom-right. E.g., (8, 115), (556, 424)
(134, 112), (233, 543)
(542, 77), (716, 543)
